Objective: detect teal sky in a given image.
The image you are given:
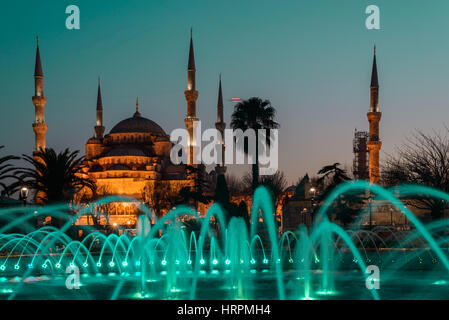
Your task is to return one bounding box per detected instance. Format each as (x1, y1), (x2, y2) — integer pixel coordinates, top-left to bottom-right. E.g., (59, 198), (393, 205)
(2, 0), (449, 184)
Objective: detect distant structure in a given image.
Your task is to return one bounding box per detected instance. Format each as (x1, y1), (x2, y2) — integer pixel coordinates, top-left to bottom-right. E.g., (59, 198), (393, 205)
(281, 174), (313, 232)
(367, 46), (382, 184)
(32, 36), (47, 153)
(353, 129), (369, 180)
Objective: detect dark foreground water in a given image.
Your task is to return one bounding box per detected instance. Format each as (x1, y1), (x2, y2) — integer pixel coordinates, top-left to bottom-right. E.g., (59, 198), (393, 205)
(1, 268), (448, 300)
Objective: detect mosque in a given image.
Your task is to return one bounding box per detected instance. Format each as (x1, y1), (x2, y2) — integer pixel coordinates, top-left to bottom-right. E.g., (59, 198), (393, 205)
(31, 31), (227, 226)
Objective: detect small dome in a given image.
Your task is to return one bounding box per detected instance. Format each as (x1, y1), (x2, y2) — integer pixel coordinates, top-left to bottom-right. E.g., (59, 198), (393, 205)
(110, 114), (166, 135)
(86, 137), (101, 144)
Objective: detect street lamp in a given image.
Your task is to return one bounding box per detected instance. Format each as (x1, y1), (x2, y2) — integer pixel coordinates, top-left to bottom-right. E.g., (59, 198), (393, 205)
(309, 187), (317, 226)
(309, 187), (316, 198)
(20, 186), (29, 206)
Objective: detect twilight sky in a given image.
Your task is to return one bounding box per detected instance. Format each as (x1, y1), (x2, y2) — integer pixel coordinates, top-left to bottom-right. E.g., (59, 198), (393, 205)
(1, 0), (449, 184)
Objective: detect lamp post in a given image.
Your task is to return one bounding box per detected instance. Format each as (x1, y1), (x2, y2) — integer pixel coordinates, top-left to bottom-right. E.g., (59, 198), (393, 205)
(309, 187), (316, 226)
(20, 186), (29, 207)
(309, 187), (316, 208)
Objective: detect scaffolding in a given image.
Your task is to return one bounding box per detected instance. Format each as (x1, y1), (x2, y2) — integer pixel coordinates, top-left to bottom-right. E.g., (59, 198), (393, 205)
(353, 130), (369, 180)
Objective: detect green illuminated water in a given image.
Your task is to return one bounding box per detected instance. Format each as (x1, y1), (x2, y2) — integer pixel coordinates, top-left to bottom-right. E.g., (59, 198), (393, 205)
(1, 181), (449, 300)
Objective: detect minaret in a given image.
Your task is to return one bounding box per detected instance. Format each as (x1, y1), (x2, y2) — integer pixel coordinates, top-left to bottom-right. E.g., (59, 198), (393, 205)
(184, 28), (199, 165)
(367, 46), (382, 184)
(32, 36), (48, 152)
(94, 77), (105, 139)
(215, 74), (226, 175)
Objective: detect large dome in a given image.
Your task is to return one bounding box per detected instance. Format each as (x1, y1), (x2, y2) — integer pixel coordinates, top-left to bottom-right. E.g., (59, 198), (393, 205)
(110, 113), (166, 135)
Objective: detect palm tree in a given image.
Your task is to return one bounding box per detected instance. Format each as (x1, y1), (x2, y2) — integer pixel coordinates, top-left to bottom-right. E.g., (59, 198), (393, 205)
(16, 148), (96, 204)
(0, 146), (20, 197)
(231, 97), (279, 190)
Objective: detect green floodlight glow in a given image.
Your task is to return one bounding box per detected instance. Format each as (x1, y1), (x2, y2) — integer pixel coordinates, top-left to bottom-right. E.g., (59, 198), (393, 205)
(433, 280), (449, 285)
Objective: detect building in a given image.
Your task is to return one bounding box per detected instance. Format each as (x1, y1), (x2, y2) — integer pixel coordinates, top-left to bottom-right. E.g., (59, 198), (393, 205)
(281, 175), (314, 232)
(31, 31), (226, 226)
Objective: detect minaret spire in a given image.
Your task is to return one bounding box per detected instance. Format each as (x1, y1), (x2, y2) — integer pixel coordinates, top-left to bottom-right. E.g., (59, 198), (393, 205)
(370, 45), (379, 90)
(32, 36), (48, 152)
(367, 45), (382, 184)
(96, 77), (102, 110)
(95, 77), (105, 139)
(188, 28), (196, 72)
(34, 36), (43, 79)
(217, 73), (223, 123)
(215, 73), (226, 175)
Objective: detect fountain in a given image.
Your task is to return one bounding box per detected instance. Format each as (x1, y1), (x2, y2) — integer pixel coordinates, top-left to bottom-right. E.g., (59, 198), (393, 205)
(1, 181), (449, 300)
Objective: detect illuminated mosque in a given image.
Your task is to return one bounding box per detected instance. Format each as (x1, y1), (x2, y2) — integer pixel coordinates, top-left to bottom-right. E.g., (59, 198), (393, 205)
(31, 32), (226, 226)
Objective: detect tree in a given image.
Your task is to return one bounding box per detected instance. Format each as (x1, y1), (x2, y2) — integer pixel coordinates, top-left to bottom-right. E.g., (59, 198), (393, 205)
(142, 180), (181, 217)
(243, 170), (287, 209)
(317, 163), (362, 227)
(231, 97), (279, 190)
(75, 185), (111, 230)
(213, 174), (237, 222)
(225, 174), (246, 196)
(179, 165), (212, 207)
(382, 129), (449, 220)
(0, 146), (20, 197)
(15, 148), (96, 204)
(317, 162), (351, 198)
(214, 174), (230, 204)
